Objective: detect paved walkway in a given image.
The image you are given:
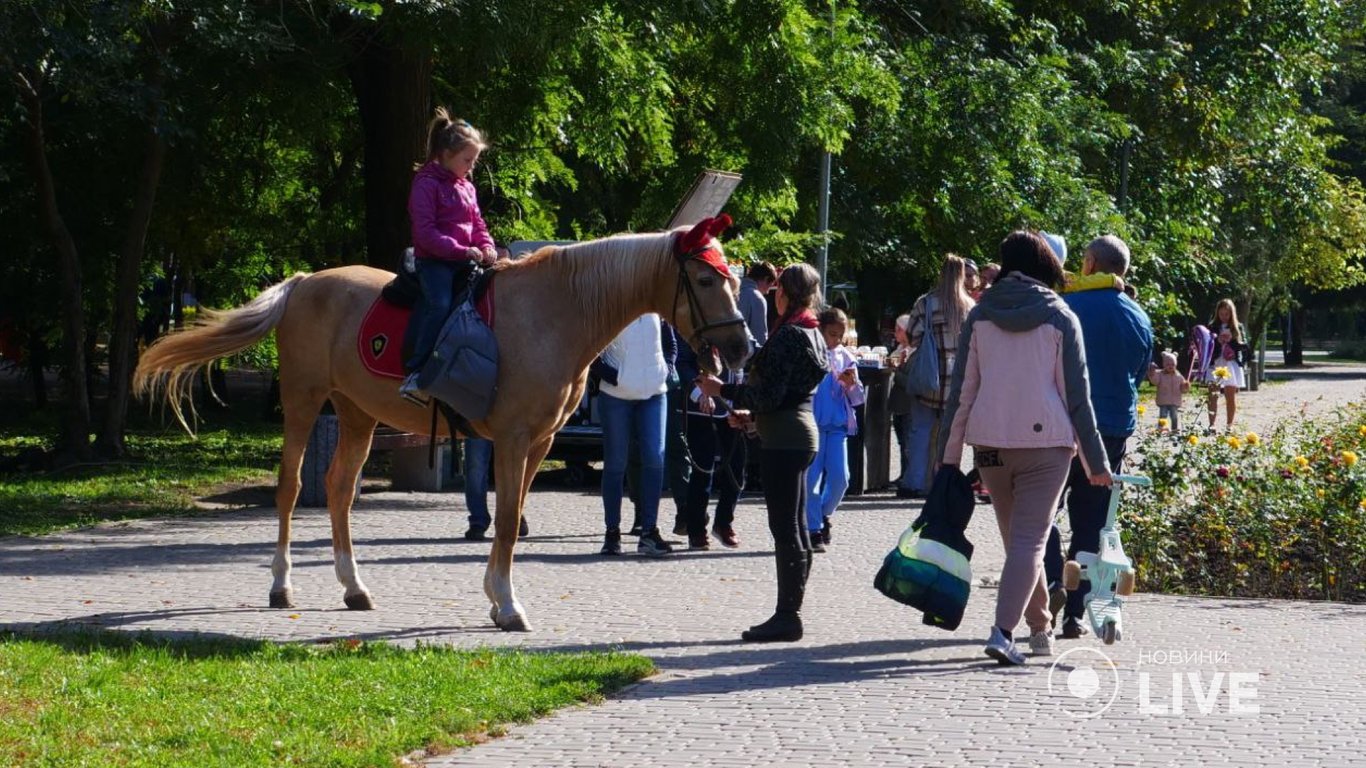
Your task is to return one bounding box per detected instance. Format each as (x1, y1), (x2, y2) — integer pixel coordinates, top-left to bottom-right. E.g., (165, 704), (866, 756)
(3, 368), (1365, 767)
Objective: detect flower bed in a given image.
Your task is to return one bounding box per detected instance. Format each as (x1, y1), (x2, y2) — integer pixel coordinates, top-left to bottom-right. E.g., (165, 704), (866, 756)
(1123, 403), (1366, 602)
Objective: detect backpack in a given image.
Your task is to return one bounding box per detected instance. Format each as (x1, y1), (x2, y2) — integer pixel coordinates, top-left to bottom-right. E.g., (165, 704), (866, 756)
(416, 297), (499, 421)
(904, 295), (942, 400)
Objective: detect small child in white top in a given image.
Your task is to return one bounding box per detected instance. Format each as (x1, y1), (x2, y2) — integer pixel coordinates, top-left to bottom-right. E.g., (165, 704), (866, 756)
(1148, 351), (1190, 432)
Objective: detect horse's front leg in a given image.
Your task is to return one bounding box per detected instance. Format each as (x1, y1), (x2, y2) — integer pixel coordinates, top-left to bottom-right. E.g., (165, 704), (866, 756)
(485, 434), (548, 631)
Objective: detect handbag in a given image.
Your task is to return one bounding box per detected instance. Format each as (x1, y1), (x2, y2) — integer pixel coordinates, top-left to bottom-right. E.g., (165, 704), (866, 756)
(904, 295), (941, 400)
(873, 466), (975, 630)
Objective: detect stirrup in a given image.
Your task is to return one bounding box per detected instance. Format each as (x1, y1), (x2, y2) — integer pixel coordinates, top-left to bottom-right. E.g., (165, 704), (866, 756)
(400, 389), (431, 408)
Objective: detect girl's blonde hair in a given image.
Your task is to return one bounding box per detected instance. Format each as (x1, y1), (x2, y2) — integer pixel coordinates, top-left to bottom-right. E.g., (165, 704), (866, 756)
(1212, 298), (1242, 343)
(931, 254), (975, 341)
(425, 107), (487, 161)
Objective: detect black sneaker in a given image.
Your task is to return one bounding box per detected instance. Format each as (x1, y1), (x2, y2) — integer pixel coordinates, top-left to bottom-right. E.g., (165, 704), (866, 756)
(1060, 618), (1088, 639)
(519, 516), (529, 538)
(821, 516), (832, 545)
(673, 519), (688, 537)
(810, 535), (826, 554)
(600, 529), (623, 556)
(637, 529), (674, 557)
(464, 525), (488, 541)
(1049, 585), (1067, 628)
(688, 533), (711, 551)
(628, 524), (643, 537)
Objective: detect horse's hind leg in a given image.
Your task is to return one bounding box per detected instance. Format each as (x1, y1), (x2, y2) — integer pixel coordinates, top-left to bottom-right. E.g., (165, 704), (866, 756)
(270, 387), (328, 609)
(328, 396), (378, 610)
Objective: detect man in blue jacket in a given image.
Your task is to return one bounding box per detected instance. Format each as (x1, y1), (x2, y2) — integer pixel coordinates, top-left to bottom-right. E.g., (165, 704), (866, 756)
(1060, 234), (1153, 639)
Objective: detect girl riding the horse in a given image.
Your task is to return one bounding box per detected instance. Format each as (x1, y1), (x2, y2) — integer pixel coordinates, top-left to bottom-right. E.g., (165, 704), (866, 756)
(400, 108), (497, 405)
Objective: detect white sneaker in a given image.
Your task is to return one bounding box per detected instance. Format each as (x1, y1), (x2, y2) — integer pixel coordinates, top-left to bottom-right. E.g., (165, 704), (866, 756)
(984, 626), (1027, 666)
(1028, 630), (1054, 657)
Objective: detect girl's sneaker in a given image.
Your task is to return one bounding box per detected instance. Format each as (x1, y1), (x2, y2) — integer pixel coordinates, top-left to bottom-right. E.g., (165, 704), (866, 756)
(1028, 630), (1054, 656)
(984, 627), (1027, 666)
(637, 529), (674, 557)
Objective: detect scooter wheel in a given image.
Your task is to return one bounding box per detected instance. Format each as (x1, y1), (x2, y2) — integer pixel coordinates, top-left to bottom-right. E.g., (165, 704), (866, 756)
(1117, 570), (1137, 596)
(1102, 621), (1118, 645)
(1062, 561), (1082, 591)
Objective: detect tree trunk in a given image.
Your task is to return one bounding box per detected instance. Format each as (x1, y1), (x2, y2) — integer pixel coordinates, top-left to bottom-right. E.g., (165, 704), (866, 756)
(1287, 305), (1306, 367)
(96, 104), (168, 458)
(345, 27), (432, 272)
(19, 82), (91, 461)
(26, 327), (48, 408)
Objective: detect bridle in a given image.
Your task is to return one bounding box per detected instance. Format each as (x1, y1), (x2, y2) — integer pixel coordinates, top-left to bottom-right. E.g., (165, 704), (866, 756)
(673, 244), (747, 352)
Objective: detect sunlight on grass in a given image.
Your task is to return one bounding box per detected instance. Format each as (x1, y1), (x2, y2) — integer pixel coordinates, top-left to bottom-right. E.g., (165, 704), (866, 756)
(0, 632), (653, 767)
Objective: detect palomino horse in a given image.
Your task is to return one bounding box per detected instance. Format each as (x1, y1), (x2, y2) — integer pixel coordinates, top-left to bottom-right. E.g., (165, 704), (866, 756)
(133, 223), (751, 631)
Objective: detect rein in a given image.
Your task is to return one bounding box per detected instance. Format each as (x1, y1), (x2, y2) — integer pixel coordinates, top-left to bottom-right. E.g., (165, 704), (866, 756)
(672, 247), (746, 352)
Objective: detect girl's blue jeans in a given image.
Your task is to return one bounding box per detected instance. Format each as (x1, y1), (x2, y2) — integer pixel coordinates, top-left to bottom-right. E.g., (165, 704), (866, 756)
(806, 429), (850, 532)
(600, 392), (666, 533)
(404, 258), (473, 372)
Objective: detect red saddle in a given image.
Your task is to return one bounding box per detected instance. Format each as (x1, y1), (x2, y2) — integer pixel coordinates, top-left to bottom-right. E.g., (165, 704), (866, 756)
(357, 280), (496, 380)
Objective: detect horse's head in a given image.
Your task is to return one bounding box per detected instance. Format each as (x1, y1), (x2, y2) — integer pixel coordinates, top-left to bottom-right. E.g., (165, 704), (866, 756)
(670, 215), (752, 374)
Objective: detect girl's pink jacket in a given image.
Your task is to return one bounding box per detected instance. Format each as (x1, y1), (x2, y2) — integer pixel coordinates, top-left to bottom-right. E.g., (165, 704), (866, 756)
(408, 161), (495, 261)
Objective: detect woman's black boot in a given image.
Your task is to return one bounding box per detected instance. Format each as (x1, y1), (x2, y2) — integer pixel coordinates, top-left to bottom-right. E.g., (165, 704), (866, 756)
(741, 610), (803, 642)
(742, 553), (807, 642)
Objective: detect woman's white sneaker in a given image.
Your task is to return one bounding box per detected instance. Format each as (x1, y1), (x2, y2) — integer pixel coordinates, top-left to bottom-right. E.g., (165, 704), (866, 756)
(1028, 630), (1054, 657)
(984, 626), (1027, 666)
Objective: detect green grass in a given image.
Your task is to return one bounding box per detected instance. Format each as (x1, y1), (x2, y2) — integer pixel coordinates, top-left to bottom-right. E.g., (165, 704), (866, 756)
(0, 419), (282, 538)
(0, 631), (654, 767)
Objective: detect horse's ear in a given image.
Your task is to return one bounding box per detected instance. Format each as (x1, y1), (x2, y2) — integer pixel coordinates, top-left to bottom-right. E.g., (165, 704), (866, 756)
(677, 213), (733, 256)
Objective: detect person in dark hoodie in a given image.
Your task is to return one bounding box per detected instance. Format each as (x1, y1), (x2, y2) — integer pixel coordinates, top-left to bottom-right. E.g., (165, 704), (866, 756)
(697, 263), (830, 643)
(939, 231), (1112, 666)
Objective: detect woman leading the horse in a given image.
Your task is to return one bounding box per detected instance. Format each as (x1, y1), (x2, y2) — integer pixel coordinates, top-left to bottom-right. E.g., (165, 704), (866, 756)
(697, 263), (829, 643)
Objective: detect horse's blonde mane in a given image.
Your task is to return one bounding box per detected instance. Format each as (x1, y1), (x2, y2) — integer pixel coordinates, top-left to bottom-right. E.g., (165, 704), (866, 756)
(499, 230), (677, 325)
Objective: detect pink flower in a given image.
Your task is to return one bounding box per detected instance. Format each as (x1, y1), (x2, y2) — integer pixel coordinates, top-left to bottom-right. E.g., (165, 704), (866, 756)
(1216, 466), (1230, 478)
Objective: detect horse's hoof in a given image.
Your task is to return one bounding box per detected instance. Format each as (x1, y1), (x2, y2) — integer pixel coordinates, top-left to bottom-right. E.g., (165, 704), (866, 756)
(344, 593), (375, 610)
(268, 590), (295, 609)
(495, 613), (532, 632)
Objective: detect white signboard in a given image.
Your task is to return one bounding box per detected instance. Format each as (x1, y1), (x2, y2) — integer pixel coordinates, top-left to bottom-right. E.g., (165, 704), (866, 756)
(665, 170), (743, 229)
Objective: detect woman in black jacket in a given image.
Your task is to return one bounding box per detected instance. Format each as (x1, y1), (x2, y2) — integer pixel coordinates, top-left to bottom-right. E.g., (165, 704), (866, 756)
(697, 263), (829, 642)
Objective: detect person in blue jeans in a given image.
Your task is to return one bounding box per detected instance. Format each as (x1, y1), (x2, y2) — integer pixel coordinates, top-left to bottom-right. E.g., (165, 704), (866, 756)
(460, 437), (528, 541)
(591, 314), (674, 557)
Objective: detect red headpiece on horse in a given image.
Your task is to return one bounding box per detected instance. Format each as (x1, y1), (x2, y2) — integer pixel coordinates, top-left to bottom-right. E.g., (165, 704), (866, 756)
(675, 214), (733, 278)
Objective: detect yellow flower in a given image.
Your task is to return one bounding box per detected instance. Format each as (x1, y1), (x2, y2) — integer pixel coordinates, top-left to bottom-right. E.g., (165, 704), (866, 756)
(1245, 432), (1260, 446)
(1187, 435), (1200, 446)
(1316, 489), (1326, 499)
(1137, 405), (1147, 416)
(1342, 450), (1359, 467)
(1226, 436), (1242, 449)
(1158, 418), (1170, 429)
(1294, 455), (1310, 468)
(1214, 366), (1231, 380)
(1358, 425), (1366, 438)
(1359, 498), (1366, 510)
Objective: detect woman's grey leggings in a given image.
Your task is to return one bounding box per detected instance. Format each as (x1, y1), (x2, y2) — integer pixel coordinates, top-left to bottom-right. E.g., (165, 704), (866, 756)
(975, 446), (1076, 634)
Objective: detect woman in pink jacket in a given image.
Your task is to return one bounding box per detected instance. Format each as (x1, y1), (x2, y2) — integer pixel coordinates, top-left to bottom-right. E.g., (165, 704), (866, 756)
(939, 231), (1112, 666)
(400, 108), (498, 403)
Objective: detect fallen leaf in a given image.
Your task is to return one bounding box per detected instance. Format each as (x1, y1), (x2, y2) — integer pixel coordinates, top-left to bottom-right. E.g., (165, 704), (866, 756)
(288, 614), (300, 619)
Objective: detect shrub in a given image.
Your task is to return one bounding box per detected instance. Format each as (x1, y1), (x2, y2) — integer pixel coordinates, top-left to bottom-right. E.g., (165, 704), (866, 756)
(1123, 403), (1366, 602)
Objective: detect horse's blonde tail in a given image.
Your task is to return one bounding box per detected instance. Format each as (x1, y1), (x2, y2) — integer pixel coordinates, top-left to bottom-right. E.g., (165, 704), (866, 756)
(133, 273), (309, 435)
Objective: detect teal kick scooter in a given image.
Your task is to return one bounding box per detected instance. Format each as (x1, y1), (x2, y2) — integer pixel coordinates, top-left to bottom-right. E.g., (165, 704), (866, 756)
(1062, 474), (1150, 645)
